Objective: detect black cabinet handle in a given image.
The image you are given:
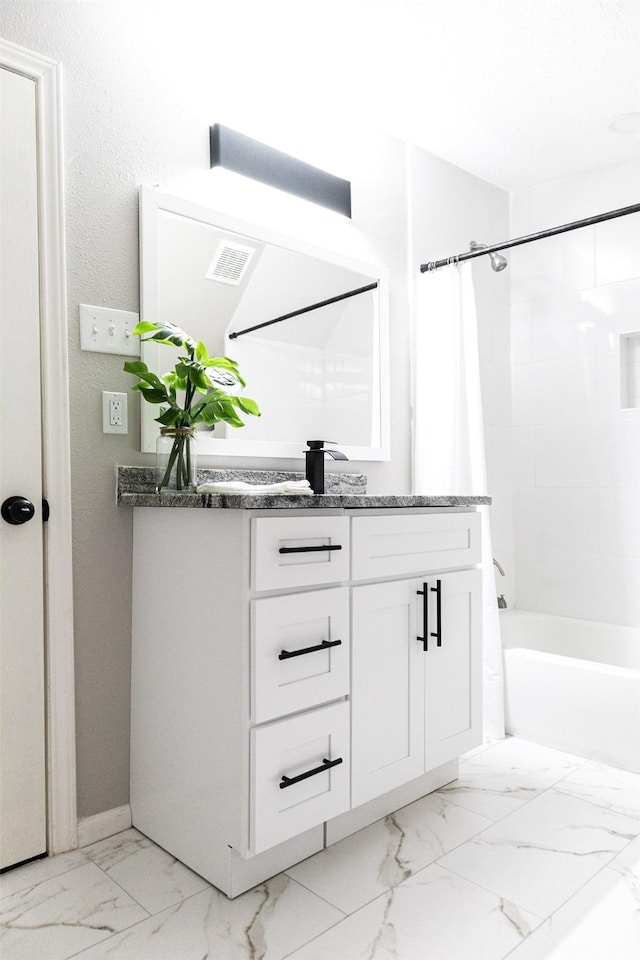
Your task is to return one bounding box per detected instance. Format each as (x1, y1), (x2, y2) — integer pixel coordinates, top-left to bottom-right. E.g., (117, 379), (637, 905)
(279, 756), (343, 789)
(431, 579), (442, 647)
(416, 582), (428, 651)
(279, 639), (342, 660)
(279, 544), (342, 554)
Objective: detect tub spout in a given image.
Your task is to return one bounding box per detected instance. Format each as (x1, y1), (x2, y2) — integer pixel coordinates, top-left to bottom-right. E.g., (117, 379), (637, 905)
(497, 594), (507, 609)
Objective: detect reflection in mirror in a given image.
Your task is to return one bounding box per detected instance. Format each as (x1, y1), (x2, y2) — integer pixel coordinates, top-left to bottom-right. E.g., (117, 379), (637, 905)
(139, 187), (389, 460)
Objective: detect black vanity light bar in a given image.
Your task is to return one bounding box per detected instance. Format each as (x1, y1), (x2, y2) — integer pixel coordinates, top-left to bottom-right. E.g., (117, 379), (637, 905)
(228, 282), (378, 340)
(210, 124), (352, 218)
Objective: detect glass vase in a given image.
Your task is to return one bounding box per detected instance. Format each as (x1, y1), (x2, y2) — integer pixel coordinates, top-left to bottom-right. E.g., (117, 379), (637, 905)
(156, 427), (197, 491)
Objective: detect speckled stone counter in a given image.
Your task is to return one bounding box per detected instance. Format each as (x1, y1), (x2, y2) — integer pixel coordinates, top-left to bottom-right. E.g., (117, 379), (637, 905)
(117, 466), (491, 509)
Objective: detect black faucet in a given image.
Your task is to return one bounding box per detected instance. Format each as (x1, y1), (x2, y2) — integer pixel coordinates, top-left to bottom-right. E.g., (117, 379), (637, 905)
(305, 440), (348, 495)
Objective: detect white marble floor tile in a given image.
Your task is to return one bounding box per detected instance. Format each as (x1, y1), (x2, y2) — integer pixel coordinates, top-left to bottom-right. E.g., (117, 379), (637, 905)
(5, 741), (637, 960)
(438, 789), (640, 919)
(553, 760), (640, 820)
(504, 865), (640, 960)
(285, 863), (541, 960)
(460, 737), (502, 760)
(609, 834), (640, 881)
(437, 737), (587, 821)
(0, 849), (89, 900)
(287, 792), (492, 913)
(0, 861), (148, 960)
(70, 874), (344, 960)
(82, 828), (210, 914)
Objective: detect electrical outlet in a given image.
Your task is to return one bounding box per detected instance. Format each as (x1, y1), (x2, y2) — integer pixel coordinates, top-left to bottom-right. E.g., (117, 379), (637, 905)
(102, 392), (128, 434)
(110, 398), (123, 426)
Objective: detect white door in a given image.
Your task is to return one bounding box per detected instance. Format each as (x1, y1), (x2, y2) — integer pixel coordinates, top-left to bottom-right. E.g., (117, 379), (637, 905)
(351, 579), (425, 806)
(424, 569), (483, 769)
(0, 66), (47, 870)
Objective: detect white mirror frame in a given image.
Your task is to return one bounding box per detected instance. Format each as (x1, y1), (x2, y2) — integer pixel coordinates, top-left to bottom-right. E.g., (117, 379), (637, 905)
(139, 187), (390, 461)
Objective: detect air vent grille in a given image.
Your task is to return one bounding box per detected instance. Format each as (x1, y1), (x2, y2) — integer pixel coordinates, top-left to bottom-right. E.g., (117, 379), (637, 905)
(205, 240), (255, 285)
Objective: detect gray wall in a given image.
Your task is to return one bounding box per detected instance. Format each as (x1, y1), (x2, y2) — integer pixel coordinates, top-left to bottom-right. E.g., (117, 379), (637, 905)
(1, 1), (507, 819)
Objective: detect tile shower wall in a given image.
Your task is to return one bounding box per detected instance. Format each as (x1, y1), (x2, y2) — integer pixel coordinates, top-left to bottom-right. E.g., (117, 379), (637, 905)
(510, 158), (640, 628)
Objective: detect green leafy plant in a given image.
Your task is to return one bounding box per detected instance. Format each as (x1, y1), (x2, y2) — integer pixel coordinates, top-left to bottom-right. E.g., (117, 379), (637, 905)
(124, 321), (260, 489)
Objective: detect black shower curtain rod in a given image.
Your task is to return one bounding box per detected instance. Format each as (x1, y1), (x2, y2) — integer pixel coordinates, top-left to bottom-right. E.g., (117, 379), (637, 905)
(420, 201), (640, 273)
(228, 282), (378, 340)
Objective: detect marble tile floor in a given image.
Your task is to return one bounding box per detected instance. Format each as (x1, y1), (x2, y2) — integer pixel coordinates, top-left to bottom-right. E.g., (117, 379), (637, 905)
(1, 736), (639, 960)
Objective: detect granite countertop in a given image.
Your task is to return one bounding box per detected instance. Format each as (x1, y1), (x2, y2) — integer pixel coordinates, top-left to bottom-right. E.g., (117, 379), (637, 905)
(117, 467), (491, 509)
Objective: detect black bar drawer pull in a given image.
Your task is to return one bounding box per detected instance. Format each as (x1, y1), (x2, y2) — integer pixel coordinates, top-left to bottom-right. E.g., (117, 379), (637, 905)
(279, 756), (343, 789)
(431, 579), (442, 646)
(279, 639), (342, 660)
(279, 544), (342, 554)
(416, 582), (428, 651)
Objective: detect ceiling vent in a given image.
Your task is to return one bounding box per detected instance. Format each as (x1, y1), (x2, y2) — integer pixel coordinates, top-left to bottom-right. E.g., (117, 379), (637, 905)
(205, 240), (255, 286)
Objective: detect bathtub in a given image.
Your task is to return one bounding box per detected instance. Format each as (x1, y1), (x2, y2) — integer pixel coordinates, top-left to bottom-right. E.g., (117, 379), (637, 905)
(501, 610), (640, 773)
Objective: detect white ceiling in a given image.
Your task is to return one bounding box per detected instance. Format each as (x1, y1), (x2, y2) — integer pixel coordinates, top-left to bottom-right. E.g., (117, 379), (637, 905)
(232, 0), (640, 190)
(384, 0), (640, 188)
(329, 0), (640, 190)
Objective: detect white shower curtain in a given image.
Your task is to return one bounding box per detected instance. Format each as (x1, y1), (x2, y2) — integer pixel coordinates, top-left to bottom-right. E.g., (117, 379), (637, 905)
(413, 263), (505, 739)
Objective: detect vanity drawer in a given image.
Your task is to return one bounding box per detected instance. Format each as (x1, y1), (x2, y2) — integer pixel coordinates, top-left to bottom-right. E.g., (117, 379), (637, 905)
(251, 516), (349, 591)
(351, 512), (481, 581)
(251, 587), (349, 723)
(250, 700), (350, 854)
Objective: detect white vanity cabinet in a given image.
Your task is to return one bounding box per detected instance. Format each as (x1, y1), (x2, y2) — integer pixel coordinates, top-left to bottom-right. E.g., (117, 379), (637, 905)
(130, 504), (482, 898)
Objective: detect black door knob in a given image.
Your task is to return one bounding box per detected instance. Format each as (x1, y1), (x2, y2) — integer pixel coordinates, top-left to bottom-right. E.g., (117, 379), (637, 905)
(2, 496), (36, 525)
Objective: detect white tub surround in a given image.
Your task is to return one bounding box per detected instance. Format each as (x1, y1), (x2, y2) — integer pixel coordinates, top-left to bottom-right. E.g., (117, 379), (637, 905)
(502, 610), (640, 773)
(511, 159), (640, 634)
(129, 501), (484, 897)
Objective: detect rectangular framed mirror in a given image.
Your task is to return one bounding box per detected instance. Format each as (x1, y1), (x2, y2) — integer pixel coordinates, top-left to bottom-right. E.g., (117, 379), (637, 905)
(139, 187), (390, 460)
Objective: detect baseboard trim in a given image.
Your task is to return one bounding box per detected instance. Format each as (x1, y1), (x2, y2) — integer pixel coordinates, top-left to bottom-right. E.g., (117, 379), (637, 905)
(77, 804), (132, 848)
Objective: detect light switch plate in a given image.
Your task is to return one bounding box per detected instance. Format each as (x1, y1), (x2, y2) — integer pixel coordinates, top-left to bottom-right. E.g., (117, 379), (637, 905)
(80, 303), (140, 356)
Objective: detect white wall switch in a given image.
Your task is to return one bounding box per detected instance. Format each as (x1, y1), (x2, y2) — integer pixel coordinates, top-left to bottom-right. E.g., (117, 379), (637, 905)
(102, 391), (128, 434)
(80, 303), (140, 356)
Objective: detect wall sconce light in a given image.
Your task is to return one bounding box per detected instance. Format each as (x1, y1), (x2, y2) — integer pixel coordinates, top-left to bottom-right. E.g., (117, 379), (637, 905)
(209, 124), (352, 219)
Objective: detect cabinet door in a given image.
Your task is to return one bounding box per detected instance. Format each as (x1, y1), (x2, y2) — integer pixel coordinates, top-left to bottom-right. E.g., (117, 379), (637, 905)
(351, 580), (425, 806)
(422, 569), (482, 769)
